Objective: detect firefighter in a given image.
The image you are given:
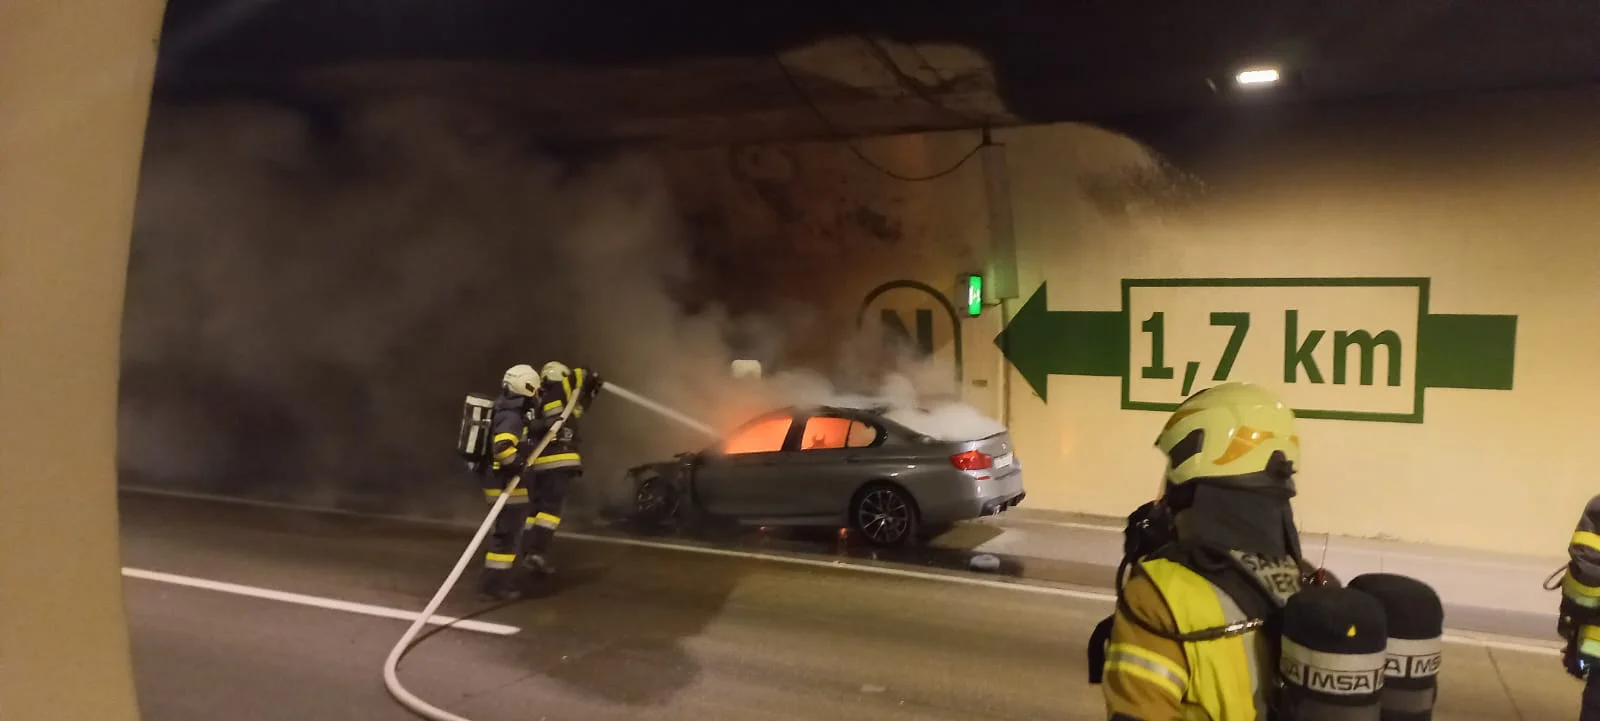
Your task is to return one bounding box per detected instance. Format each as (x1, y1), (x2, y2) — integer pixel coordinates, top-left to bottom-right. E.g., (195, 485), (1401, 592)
(1102, 382), (1314, 721)
(520, 360), (604, 576)
(1557, 493), (1600, 720)
(478, 363), (542, 601)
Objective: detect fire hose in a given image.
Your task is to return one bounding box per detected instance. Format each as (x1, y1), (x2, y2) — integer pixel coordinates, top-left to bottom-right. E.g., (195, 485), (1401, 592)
(382, 382), (716, 721)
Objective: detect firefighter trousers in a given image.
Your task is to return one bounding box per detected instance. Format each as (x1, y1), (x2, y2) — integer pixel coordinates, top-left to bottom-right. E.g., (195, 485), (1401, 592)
(523, 466), (578, 559)
(480, 471), (531, 573)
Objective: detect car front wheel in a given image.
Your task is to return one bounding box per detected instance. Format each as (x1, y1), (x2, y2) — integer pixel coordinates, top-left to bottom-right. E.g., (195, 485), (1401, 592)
(630, 470), (676, 527)
(851, 483), (919, 547)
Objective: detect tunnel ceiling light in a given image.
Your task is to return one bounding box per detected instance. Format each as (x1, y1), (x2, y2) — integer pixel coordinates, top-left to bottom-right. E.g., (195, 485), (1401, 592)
(732, 359), (763, 380)
(1235, 67), (1281, 86)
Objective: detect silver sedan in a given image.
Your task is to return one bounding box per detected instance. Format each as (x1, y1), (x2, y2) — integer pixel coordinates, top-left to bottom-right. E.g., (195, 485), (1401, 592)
(622, 404), (1026, 546)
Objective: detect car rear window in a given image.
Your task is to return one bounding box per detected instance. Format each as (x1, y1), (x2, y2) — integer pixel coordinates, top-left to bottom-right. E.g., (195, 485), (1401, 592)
(800, 416), (880, 450)
(723, 415), (792, 454)
(847, 421), (880, 448)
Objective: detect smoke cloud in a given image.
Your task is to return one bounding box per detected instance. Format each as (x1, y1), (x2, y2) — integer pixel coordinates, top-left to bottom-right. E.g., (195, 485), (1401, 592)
(755, 360), (1006, 442)
(119, 94), (1006, 520)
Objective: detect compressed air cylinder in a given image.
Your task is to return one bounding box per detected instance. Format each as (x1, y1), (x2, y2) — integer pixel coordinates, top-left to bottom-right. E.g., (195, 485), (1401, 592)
(1347, 573), (1444, 721)
(1277, 586), (1389, 721)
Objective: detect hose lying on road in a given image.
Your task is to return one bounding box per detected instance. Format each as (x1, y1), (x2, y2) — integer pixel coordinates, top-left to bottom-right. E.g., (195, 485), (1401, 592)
(381, 382), (712, 720)
(381, 393), (580, 721)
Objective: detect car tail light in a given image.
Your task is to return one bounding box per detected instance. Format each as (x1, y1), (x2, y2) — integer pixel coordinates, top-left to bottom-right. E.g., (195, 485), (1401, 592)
(950, 449), (993, 471)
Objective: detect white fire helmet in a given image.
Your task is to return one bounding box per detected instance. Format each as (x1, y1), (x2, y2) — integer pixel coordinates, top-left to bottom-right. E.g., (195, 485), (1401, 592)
(502, 364), (540, 397)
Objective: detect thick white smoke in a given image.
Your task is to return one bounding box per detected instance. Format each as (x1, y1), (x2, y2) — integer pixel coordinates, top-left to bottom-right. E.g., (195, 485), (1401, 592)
(761, 369), (1006, 441)
(121, 97), (752, 515)
(119, 94), (1008, 519)
(753, 357), (1006, 442)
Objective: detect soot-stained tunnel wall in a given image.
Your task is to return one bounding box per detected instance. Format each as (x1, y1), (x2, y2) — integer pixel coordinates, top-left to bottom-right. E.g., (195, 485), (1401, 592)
(119, 98), (722, 517)
(117, 96), (983, 518)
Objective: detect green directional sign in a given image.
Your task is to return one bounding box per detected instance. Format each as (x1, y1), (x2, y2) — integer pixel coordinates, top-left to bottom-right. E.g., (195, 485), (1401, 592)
(994, 277), (1518, 423)
(993, 283), (1126, 399)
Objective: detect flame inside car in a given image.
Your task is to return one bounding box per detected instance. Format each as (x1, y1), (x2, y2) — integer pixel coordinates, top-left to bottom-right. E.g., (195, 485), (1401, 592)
(720, 415), (793, 455)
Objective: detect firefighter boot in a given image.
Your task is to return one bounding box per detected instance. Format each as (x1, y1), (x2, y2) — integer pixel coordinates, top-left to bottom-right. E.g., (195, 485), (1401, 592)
(476, 567), (521, 602)
(513, 555), (553, 595)
(523, 553), (555, 577)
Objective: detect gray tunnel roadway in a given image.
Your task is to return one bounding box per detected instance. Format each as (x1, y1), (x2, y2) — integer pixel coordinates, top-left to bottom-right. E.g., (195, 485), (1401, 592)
(120, 491), (1577, 721)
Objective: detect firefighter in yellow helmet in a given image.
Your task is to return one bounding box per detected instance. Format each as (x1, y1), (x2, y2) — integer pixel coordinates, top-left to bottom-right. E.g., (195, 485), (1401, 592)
(518, 360), (604, 576)
(1102, 382), (1322, 721)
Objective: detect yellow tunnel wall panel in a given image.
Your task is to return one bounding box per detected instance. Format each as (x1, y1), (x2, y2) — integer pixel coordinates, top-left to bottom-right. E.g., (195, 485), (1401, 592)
(670, 95), (1595, 558)
(987, 89), (1600, 557)
(0, 0), (165, 718)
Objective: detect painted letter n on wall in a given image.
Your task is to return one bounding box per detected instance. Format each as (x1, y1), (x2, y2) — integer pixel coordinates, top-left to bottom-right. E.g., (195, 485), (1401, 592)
(882, 308), (935, 357)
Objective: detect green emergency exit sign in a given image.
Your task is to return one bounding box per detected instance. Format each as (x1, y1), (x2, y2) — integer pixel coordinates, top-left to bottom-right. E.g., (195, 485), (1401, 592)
(963, 274), (983, 317)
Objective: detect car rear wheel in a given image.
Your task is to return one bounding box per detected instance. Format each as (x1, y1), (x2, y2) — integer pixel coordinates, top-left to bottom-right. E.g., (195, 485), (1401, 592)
(852, 483), (919, 547)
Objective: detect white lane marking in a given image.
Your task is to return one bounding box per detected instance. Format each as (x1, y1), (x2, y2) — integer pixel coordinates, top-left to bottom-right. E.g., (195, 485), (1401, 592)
(118, 486), (1560, 656)
(1441, 633), (1561, 657)
(1004, 517), (1555, 575)
(996, 517), (1559, 573)
(122, 567), (521, 637)
(993, 518), (1122, 533)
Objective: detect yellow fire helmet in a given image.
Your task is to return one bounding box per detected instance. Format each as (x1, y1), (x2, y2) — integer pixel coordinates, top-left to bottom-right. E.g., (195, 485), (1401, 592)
(1154, 382), (1301, 487)
(541, 361), (572, 383)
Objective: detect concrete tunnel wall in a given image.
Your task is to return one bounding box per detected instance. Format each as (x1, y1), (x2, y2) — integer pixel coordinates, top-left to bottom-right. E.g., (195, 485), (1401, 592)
(995, 90), (1600, 559)
(0, 0), (165, 718)
(116, 99), (994, 521)
(117, 84), (1596, 560)
(709, 87), (1596, 558)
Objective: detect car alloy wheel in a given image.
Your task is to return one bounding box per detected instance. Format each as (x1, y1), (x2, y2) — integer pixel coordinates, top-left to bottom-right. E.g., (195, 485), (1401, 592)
(856, 486), (913, 545)
(632, 473), (675, 524)
(636, 480), (665, 515)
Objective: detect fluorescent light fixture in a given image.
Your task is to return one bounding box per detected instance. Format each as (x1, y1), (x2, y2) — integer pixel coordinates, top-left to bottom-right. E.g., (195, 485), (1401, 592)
(1235, 67), (1281, 86)
(731, 359), (762, 380)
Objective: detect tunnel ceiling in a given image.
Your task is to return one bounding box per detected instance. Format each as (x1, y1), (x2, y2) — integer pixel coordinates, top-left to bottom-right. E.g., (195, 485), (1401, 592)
(155, 0), (1600, 146)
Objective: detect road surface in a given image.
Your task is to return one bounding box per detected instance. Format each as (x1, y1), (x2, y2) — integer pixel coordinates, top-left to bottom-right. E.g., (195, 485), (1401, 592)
(120, 491), (1575, 721)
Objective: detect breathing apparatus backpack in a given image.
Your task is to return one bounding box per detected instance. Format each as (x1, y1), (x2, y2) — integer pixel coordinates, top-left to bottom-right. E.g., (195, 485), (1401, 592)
(1086, 502), (1443, 721)
(1086, 499), (1179, 683)
(456, 392), (496, 473)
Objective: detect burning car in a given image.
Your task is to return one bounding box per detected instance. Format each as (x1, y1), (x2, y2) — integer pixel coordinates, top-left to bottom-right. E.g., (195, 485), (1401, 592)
(621, 403), (1025, 546)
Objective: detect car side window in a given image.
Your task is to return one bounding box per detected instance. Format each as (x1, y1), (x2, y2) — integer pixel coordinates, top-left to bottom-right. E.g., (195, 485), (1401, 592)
(846, 421), (880, 448)
(799, 416), (851, 450)
(723, 415), (793, 455)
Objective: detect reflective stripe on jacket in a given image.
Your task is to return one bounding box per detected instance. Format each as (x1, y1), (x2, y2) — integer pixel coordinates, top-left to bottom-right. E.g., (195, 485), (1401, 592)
(531, 368), (589, 470)
(488, 395), (530, 471)
(1566, 494), (1600, 656)
(1104, 558), (1272, 721)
